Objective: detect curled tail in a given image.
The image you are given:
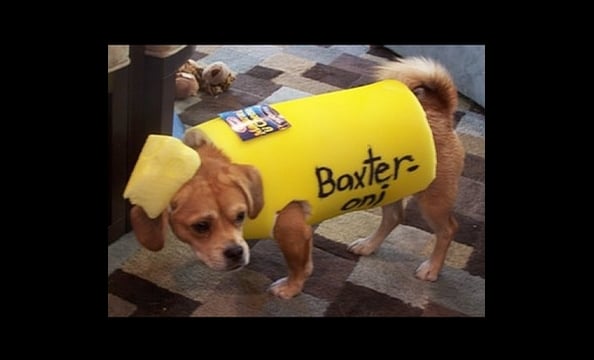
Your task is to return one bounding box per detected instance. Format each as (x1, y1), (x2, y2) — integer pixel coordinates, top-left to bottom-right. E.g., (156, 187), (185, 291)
(374, 57), (458, 120)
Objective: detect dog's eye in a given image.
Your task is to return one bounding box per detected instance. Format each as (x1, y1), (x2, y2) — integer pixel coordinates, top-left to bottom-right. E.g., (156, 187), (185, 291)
(235, 211), (246, 224)
(192, 221), (210, 234)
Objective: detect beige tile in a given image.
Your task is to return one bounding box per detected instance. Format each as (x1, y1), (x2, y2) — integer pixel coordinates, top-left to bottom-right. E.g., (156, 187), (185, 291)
(193, 45), (221, 54)
(273, 72), (340, 95)
(108, 294), (137, 317)
(259, 52), (316, 74)
(360, 53), (393, 64)
(121, 231), (227, 302)
(420, 238), (474, 269)
(458, 132), (485, 157)
(315, 211), (381, 245)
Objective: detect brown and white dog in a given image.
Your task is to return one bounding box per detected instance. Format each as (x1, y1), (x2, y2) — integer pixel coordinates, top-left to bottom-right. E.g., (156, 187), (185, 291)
(130, 57), (465, 299)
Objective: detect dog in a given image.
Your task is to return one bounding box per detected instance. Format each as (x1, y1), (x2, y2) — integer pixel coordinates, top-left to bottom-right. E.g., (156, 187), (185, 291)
(129, 57), (465, 299)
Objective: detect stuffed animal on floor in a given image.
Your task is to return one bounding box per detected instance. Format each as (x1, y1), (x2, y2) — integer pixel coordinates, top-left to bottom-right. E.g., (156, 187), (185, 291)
(175, 60), (236, 99)
(200, 61), (236, 96)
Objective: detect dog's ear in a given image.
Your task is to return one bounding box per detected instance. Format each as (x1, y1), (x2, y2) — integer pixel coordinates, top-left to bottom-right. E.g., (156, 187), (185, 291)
(231, 164), (264, 219)
(130, 205), (168, 251)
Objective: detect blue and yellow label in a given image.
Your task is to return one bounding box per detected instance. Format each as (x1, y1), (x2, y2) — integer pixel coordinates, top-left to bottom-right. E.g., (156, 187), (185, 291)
(192, 80), (436, 239)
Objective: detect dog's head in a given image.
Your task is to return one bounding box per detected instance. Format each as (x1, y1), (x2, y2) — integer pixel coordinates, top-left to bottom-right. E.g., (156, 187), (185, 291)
(129, 140), (264, 272)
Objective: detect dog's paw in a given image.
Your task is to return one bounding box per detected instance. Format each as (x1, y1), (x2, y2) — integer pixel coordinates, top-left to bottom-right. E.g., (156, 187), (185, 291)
(347, 237), (378, 256)
(268, 277), (303, 299)
(415, 260), (440, 281)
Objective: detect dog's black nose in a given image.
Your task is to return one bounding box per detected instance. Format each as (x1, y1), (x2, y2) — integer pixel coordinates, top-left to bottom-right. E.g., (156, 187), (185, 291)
(223, 245), (244, 262)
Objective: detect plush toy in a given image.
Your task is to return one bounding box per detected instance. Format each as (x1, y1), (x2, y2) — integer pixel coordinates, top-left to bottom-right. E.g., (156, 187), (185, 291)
(200, 61), (236, 96)
(175, 60), (236, 99)
(175, 59), (201, 100)
(175, 72), (199, 100)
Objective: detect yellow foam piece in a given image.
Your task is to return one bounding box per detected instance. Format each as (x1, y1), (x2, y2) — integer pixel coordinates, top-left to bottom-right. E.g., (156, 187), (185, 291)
(192, 79), (436, 239)
(123, 135), (201, 218)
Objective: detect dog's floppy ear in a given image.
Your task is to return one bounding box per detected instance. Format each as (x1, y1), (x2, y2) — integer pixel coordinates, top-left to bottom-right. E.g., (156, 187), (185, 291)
(130, 205), (168, 251)
(231, 164), (264, 219)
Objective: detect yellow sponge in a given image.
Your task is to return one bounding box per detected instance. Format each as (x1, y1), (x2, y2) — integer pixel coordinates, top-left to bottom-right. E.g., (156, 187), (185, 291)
(123, 135), (201, 218)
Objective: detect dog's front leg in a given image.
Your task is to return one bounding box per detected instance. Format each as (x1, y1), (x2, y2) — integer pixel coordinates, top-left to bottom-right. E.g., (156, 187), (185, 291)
(269, 201), (313, 299)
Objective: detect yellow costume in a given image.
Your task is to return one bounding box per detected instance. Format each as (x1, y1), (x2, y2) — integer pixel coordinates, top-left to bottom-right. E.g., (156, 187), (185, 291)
(193, 80), (436, 239)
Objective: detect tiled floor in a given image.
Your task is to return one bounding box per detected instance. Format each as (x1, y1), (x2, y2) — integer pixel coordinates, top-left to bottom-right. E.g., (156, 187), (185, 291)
(109, 45), (485, 317)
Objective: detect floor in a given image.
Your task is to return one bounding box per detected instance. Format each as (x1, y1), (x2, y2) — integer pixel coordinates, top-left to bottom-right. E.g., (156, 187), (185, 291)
(108, 45), (485, 317)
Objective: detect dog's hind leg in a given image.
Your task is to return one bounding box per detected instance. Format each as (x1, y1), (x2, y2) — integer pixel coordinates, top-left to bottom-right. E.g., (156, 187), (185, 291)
(414, 188), (458, 281)
(269, 201), (313, 299)
(347, 200), (404, 256)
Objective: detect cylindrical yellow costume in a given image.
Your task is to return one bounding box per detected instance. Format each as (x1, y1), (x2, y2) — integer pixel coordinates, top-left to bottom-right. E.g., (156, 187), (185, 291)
(192, 79), (436, 239)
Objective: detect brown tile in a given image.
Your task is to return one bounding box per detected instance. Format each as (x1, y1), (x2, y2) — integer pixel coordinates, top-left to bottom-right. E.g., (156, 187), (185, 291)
(349, 74), (377, 88)
(232, 73), (282, 99)
(422, 301), (468, 317)
(463, 153), (485, 183)
(305, 243), (359, 301)
(108, 269), (200, 317)
(190, 51), (208, 62)
(302, 63), (362, 89)
(367, 46), (399, 60)
(403, 197), (484, 248)
(273, 72), (340, 94)
(455, 177), (485, 221)
(192, 269), (329, 317)
(245, 238), (358, 302)
(313, 233), (360, 261)
(244, 240), (288, 283)
(464, 226), (485, 278)
(458, 132), (485, 158)
(178, 89), (263, 127)
(108, 294), (137, 317)
(324, 282), (423, 317)
(245, 65), (283, 80)
(329, 53), (381, 77)
(454, 110), (466, 127)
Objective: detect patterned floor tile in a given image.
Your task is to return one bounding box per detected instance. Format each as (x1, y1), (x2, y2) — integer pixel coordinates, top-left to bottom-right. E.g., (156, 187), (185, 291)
(108, 269), (200, 316)
(193, 45), (222, 54)
(315, 211), (381, 245)
(108, 293), (137, 317)
(179, 89), (263, 126)
(273, 72), (340, 95)
(456, 112), (485, 137)
(302, 63), (362, 88)
(232, 73), (282, 99)
(259, 52), (316, 74)
(422, 301), (468, 317)
(366, 46), (399, 60)
(120, 236), (228, 302)
(328, 53), (381, 77)
(283, 45), (344, 65)
(329, 45), (371, 57)
(463, 153), (486, 183)
(404, 198), (484, 248)
(420, 237), (474, 269)
(348, 249), (485, 316)
(245, 65), (283, 80)
(455, 177), (485, 221)
(191, 267), (328, 317)
(324, 281), (423, 317)
(222, 45), (284, 61)
(458, 132), (485, 157)
(260, 86), (312, 104)
(108, 231), (141, 276)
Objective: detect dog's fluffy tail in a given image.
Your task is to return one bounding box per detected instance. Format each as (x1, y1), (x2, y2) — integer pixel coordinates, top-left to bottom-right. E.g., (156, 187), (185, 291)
(374, 57), (458, 121)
